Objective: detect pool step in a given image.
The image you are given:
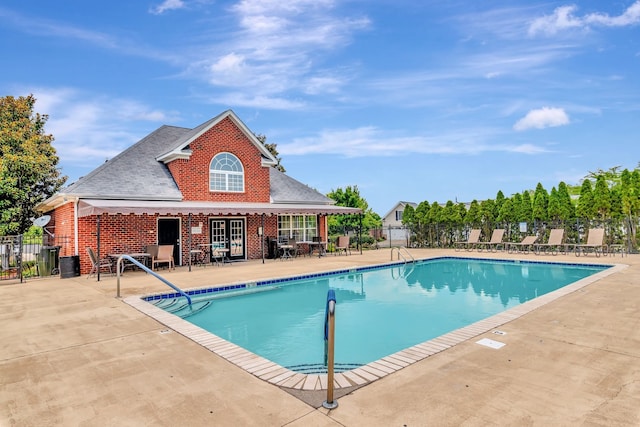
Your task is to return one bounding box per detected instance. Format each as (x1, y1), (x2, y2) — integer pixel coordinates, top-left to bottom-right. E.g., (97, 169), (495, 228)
(285, 362), (363, 374)
(167, 300), (212, 318)
(152, 298), (180, 309)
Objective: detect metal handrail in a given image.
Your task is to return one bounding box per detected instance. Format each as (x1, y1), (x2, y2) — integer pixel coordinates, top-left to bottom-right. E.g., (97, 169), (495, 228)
(116, 255), (192, 307)
(323, 289), (338, 410)
(391, 246), (415, 263)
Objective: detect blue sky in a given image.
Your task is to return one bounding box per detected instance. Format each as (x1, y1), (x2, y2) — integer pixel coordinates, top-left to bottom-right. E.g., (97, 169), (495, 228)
(1, 0), (639, 216)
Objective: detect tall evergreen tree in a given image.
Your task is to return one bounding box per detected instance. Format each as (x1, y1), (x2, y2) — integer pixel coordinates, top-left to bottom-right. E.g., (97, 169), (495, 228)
(532, 183), (549, 223)
(576, 180), (594, 220)
(547, 187), (561, 222)
(557, 181), (575, 221)
(592, 175), (611, 220)
(520, 191), (533, 223)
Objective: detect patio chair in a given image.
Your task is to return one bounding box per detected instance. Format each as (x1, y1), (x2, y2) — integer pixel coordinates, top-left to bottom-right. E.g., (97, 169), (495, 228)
(454, 229), (481, 251)
(152, 245), (175, 270)
(574, 228), (606, 257)
(535, 228), (566, 255)
(508, 235), (538, 254)
(86, 247), (113, 278)
(483, 229), (506, 252)
(335, 236), (351, 255)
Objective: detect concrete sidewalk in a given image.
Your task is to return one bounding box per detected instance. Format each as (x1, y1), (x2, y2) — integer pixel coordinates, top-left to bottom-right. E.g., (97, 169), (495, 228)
(1, 249), (639, 426)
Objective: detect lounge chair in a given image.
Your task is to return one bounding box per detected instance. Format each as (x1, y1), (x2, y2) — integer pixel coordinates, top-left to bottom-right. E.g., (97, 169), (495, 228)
(86, 247), (113, 278)
(454, 229), (481, 251)
(508, 235), (538, 254)
(335, 236), (351, 255)
(152, 245), (175, 270)
(483, 229), (506, 252)
(574, 228), (606, 257)
(535, 228), (566, 255)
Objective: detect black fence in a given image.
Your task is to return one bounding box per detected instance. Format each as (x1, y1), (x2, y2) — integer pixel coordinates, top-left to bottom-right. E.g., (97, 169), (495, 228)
(370, 218), (638, 253)
(0, 234), (71, 282)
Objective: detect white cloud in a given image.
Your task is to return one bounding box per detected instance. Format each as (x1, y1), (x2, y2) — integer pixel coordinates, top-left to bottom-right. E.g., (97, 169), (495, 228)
(21, 87), (179, 176)
(513, 107), (570, 131)
(149, 0), (186, 15)
(277, 126), (549, 157)
(199, 0), (370, 102)
(529, 1), (640, 36)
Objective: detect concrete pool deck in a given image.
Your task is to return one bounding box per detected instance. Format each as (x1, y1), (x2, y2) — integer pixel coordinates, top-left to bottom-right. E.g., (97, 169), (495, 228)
(1, 249), (639, 425)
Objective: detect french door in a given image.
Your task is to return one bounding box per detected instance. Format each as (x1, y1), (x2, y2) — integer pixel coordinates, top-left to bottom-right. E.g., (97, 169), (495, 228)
(210, 218), (246, 261)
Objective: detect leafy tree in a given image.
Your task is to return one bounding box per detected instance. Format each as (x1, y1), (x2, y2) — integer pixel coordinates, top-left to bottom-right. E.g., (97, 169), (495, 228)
(0, 95), (66, 235)
(498, 198), (515, 223)
(255, 133), (285, 172)
(620, 169), (640, 248)
(402, 204), (415, 226)
(494, 190), (505, 219)
(465, 200), (482, 226)
(327, 185), (380, 234)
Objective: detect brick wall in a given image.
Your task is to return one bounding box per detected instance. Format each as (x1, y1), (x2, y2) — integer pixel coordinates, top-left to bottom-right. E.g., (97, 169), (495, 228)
(169, 117), (271, 203)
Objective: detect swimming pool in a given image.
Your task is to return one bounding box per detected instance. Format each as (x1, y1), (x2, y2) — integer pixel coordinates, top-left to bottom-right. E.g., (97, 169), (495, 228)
(127, 257), (617, 391)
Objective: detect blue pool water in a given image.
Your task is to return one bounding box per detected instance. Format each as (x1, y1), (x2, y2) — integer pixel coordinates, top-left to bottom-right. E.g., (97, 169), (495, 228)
(151, 258), (608, 372)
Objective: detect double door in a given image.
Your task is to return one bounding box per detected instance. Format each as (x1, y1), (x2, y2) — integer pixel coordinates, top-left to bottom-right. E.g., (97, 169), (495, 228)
(210, 218), (245, 261)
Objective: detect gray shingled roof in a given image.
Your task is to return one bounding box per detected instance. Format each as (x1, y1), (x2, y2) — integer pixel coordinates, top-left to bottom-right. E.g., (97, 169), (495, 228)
(62, 125), (188, 200)
(57, 118), (333, 205)
(269, 168), (333, 205)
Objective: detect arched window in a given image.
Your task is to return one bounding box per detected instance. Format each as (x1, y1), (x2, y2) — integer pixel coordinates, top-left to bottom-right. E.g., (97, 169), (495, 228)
(209, 152), (244, 192)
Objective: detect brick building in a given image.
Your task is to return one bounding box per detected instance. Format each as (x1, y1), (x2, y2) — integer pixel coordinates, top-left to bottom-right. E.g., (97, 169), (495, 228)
(37, 110), (360, 274)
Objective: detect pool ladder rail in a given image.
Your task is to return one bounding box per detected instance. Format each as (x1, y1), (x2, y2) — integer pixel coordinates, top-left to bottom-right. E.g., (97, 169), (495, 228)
(391, 246), (415, 264)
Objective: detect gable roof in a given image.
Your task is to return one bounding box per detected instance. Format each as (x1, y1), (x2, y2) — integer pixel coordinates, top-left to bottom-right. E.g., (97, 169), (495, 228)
(382, 201), (417, 220)
(37, 111), (341, 213)
(155, 110), (277, 166)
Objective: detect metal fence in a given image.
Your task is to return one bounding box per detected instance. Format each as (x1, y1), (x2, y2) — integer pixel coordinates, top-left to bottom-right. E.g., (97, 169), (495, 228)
(0, 234), (70, 283)
(371, 218), (638, 253)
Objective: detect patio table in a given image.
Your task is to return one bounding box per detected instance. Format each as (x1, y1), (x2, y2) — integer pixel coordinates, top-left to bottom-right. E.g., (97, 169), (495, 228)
(307, 241), (327, 258)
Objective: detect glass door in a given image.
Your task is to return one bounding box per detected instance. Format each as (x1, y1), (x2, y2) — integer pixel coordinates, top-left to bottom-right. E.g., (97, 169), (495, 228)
(210, 218), (245, 261)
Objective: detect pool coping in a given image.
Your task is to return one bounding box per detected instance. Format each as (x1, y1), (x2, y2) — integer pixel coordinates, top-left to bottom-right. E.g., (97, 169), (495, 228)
(123, 257), (626, 392)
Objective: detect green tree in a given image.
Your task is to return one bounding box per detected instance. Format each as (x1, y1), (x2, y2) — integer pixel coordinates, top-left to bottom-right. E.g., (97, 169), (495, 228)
(465, 200), (482, 226)
(519, 191), (533, 223)
(576, 180), (594, 220)
(620, 169), (639, 248)
(498, 198), (515, 223)
(0, 95), (66, 235)
(326, 185), (380, 234)
(254, 133), (285, 172)
(547, 187), (561, 222)
(592, 175), (611, 220)
(494, 190), (505, 220)
(557, 181), (575, 221)
(532, 183), (549, 223)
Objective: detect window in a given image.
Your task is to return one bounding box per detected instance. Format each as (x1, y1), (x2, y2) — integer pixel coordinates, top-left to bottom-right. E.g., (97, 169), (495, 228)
(209, 153), (244, 192)
(395, 210), (403, 221)
(278, 215), (317, 242)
